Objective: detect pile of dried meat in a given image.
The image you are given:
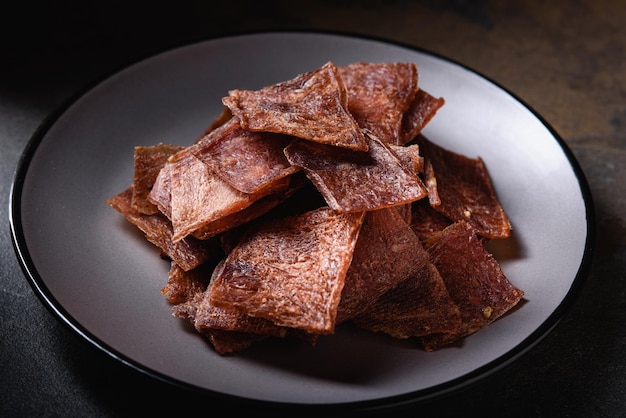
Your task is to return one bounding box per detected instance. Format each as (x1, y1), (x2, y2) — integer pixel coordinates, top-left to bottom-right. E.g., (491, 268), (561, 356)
(106, 61), (524, 355)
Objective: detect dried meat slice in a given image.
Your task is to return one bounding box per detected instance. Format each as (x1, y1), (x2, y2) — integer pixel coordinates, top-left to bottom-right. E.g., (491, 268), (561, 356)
(336, 207), (429, 323)
(168, 148), (271, 242)
(105, 187), (215, 271)
(419, 136), (512, 239)
(132, 144), (184, 215)
(284, 134), (428, 212)
(339, 62), (418, 145)
(162, 260), (212, 304)
(191, 117), (300, 195)
(353, 261), (462, 340)
(410, 198), (453, 241)
(420, 221), (524, 350)
(222, 61), (367, 151)
(209, 207), (365, 334)
(400, 89), (445, 145)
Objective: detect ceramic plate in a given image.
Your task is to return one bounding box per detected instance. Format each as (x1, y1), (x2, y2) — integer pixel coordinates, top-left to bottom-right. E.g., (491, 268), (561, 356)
(10, 32), (594, 411)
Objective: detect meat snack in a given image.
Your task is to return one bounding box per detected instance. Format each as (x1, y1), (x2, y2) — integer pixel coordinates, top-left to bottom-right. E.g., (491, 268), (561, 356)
(106, 61), (524, 355)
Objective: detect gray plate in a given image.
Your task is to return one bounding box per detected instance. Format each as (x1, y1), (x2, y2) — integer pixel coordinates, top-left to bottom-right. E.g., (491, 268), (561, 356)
(10, 32), (594, 409)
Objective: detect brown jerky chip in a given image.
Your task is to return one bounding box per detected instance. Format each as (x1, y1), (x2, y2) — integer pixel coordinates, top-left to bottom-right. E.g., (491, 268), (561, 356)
(410, 198), (453, 241)
(209, 207), (365, 334)
(420, 221), (524, 350)
(223, 61), (367, 151)
(132, 144), (184, 215)
(389, 143), (424, 175)
(284, 134), (428, 212)
(162, 261), (212, 304)
(337, 207), (428, 323)
(353, 261), (462, 340)
(400, 89), (445, 145)
(419, 136), (512, 239)
(191, 117), (299, 194)
(168, 148), (267, 242)
(339, 62), (418, 145)
(105, 187), (214, 271)
(147, 162), (173, 219)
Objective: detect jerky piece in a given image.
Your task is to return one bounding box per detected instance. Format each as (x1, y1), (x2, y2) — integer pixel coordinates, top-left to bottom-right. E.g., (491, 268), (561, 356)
(339, 62), (418, 145)
(209, 207), (365, 334)
(162, 260), (213, 304)
(410, 198), (453, 241)
(337, 207), (428, 323)
(420, 221), (525, 350)
(147, 162), (173, 219)
(168, 148), (269, 242)
(400, 89), (445, 145)
(284, 134), (428, 212)
(419, 136), (511, 239)
(223, 61), (367, 151)
(132, 144), (184, 215)
(353, 261), (462, 339)
(389, 143), (424, 175)
(191, 117), (299, 195)
(105, 187), (214, 271)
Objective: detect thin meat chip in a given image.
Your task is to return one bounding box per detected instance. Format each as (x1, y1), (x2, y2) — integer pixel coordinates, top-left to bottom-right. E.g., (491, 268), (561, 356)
(209, 207), (365, 334)
(105, 187), (214, 271)
(419, 135), (512, 239)
(222, 61), (367, 151)
(337, 207), (429, 323)
(132, 143), (184, 215)
(191, 117), (299, 195)
(284, 134), (428, 212)
(420, 221), (524, 350)
(339, 62), (418, 145)
(353, 261), (462, 340)
(400, 89), (445, 145)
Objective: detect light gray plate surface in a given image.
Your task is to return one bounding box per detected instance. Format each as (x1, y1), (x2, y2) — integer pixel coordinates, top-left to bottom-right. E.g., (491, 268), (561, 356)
(11, 32), (593, 408)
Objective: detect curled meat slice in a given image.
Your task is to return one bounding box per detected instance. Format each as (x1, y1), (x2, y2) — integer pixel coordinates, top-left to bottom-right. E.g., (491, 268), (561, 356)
(209, 207), (365, 334)
(420, 221), (524, 350)
(284, 134), (428, 212)
(223, 61), (367, 151)
(419, 135), (512, 239)
(339, 62), (418, 145)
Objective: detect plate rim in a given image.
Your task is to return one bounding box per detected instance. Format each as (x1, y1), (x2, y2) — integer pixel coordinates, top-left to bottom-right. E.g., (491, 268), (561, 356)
(8, 29), (596, 412)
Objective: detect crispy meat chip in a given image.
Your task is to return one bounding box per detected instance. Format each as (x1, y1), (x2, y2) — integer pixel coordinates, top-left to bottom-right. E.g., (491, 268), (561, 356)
(209, 207), (365, 334)
(420, 221), (524, 350)
(132, 144), (184, 215)
(105, 188), (213, 271)
(222, 62), (367, 151)
(284, 134), (428, 212)
(419, 135), (512, 239)
(400, 89), (446, 145)
(162, 261), (213, 304)
(353, 261), (462, 340)
(337, 207), (428, 323)
(410, 198), (453, 241)
(191, 117), (300, 195)
(339, 62), (418, 145)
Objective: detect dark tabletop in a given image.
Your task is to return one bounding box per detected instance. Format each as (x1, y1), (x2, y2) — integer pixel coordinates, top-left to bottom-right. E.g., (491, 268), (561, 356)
(2, 1), (625, 416)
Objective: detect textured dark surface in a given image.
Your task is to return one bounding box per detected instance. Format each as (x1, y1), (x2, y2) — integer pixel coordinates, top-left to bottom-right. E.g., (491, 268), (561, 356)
(2, 1), (624, 416)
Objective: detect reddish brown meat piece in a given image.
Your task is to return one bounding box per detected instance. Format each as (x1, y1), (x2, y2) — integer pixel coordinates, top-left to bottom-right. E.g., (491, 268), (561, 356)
(420, 221), (524, 350)
(209, 207), (365, 334)
(410, 198), (453, 241)
(105, 188), (214, 271)
(400, 89), (445, 145)
(223, 62), (367, 151)
(339, 62), (418, 145)
(353, 261), (462, 339)
(337, 207), (428, 323)
(419, 136), (512, 239)
(162, 260), (213, 305)
(284, 134), (428, 212)
(132, 144), (184, 215)
(191, 117), (299, 195)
